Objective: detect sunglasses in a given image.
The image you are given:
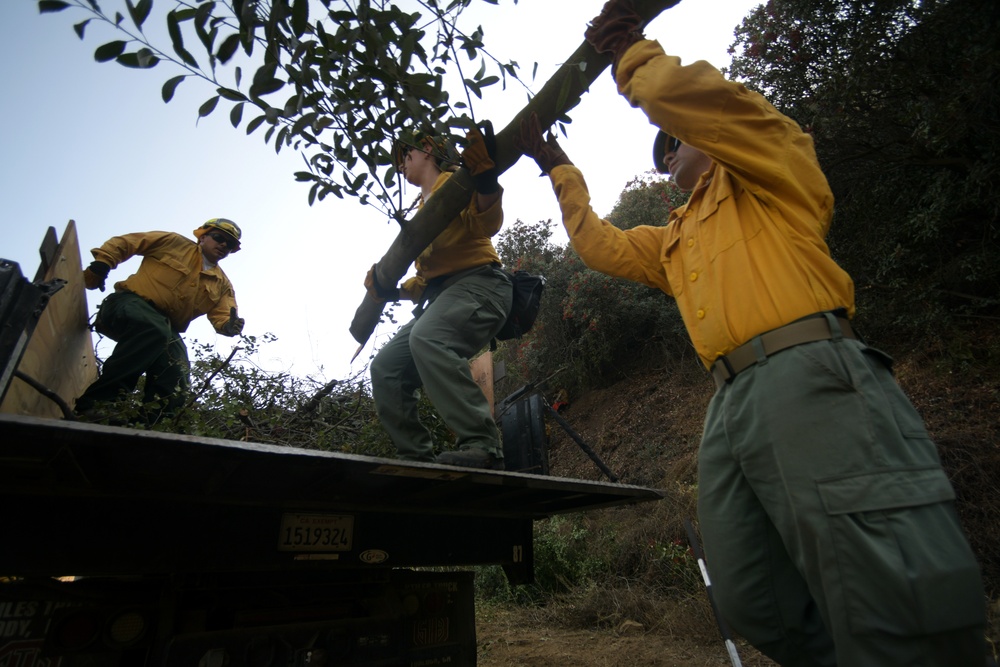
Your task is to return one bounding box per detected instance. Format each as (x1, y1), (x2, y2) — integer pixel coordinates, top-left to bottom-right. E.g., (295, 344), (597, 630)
(667, 136), (682, 153)
(207, 231), (238, 249)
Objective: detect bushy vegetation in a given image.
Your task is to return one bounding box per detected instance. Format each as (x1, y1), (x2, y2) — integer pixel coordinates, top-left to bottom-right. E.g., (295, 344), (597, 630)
(492, 175), (692, 398)
(82, 331), (456, 459)
(727, 0), (1000, 356)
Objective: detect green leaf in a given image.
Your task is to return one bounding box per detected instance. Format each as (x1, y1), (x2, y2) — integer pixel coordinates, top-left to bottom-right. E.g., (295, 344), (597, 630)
(246, 114), (266, 135)
(198, 95), (220, 119)
(126, 0), (152, 29)
(162, 75), (185, 103)
(117, 48), (159, 69)
(217, 33), (240, 64)
(167, 10), (198, 68)
(229, 102), (244, 128)
(275, 127), (289, 154)
(38, 1), (70, 13)
(217, 87), (246, 102)
(73, 19), (90, 40)
(94, 40), (127, 63)
(292, 0), (309, 37)
(250, 79), (285, 98)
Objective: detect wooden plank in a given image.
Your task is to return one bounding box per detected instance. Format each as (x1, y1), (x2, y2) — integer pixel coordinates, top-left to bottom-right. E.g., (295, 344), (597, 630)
(1, 221), (97, 417)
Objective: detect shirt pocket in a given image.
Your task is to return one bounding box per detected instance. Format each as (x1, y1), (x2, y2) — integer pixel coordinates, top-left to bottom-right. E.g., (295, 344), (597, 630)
(154, 255), (192, 290)
(198, 275), (224, 312)
(697, 192), (762, 263)
(660, 229), (683, 297)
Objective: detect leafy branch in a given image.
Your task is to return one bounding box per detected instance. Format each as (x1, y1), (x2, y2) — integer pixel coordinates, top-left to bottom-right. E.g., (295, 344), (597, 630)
(39, 0), (529, 220)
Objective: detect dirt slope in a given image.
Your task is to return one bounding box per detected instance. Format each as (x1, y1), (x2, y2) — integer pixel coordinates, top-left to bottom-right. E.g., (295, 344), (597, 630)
(478, 350), (1000, 666)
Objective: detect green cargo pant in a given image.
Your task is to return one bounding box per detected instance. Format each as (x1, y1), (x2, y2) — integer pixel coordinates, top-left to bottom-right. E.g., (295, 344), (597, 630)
(371, 267), (512, 461)
(76, 291), (190, 414)
(698, 333), (987, 666)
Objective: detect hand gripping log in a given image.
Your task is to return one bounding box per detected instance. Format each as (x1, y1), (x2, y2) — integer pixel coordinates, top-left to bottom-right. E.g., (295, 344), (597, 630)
(349, 0), (683, 346)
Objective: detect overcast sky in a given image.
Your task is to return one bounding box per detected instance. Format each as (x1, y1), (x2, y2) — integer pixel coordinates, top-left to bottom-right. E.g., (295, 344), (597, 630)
(1, 0), (761, 383)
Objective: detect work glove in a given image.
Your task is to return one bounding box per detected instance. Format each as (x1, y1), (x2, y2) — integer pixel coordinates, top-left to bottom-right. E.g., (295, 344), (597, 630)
(221, 307), (245, 336)
(364, 263), (400, 302)
(515, 113), (573, 176)
(584, 0), (648, 78)
(83, 261), (111, 292)
(461, 121), (499, 195)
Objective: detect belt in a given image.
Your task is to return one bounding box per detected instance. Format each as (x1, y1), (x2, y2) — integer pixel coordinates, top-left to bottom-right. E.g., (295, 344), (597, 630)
(711, 313), (857, 389)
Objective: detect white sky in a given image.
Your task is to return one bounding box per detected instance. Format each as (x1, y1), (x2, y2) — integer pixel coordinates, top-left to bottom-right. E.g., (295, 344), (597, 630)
(1, 0), (760, 383)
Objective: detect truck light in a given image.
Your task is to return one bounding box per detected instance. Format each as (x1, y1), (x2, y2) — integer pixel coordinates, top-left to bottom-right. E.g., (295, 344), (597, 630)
(108, 610), (147, 646)
(53, 611), (101, 650)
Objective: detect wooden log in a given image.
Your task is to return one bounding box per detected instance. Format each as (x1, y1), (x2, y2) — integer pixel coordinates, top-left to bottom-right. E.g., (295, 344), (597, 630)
(349, 0), (680, 345)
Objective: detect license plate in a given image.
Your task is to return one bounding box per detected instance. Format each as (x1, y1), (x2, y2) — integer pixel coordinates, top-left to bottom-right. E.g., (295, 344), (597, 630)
(278, 513), (354, 552)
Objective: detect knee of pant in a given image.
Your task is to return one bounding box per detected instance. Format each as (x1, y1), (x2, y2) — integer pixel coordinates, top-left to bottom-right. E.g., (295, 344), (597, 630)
(370, 349), (399, 388)
(406, 328), (437, 358)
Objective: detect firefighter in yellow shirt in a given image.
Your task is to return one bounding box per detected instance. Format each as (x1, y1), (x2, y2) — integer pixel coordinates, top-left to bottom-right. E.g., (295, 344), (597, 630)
(364, 124), (512, 469)
(516, 1), (987, 664)
(75, 219), (245, 423)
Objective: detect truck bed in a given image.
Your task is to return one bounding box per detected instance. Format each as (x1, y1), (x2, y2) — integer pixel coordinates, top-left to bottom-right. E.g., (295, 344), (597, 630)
(0, 414), (663, 581)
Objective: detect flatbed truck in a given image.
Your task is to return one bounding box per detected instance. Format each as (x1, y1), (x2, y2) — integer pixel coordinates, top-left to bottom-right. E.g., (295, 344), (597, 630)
(0, 224), (664, 666)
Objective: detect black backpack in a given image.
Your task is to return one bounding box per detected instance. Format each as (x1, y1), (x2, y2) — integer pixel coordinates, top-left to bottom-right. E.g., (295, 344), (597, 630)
(495, 270), (545, 341)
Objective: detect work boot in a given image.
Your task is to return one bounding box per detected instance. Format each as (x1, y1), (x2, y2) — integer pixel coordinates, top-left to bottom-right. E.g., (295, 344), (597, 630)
(436, 448), (505, 471)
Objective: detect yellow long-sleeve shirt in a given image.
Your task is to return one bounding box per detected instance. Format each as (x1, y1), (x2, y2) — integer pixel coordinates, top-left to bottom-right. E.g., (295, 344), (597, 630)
(402, 171), (504, 300)
(549, 40), (855, 369)
(91, 231), (238, 333)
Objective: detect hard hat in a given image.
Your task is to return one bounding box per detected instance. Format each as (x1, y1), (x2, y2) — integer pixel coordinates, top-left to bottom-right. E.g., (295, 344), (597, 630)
(193, 218), (242, 252)
(652, 130), (678, 174)
(392, 130), (459, 171)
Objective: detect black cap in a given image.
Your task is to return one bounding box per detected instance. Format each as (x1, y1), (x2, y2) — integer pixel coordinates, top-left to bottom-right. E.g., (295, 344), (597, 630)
(652, 130), (672, 174)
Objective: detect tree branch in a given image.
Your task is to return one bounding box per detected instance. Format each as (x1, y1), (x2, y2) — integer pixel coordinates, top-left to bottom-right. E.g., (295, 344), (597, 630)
(350, 0), (680, 346)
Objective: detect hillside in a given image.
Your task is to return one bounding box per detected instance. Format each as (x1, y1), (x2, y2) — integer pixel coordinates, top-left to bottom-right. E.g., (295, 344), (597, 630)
(478, 345), (1000, 666)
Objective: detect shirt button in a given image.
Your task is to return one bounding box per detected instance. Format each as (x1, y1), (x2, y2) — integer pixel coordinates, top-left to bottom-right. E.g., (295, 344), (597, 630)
(697, 309), (705, 319)
(689, 272), (698, 282)
(687, 238), (695, 247)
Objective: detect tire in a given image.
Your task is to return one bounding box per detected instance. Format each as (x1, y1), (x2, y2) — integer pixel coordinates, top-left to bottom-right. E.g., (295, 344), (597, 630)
(499, 393), (549, 475)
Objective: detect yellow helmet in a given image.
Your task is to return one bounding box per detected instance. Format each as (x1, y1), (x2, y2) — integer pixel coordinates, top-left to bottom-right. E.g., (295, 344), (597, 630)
(193, 218), (242, 252)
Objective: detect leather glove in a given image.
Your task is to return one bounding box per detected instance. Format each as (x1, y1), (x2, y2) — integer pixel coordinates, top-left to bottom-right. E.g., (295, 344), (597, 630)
(364, 264), (400, 302)
(461, 121), (499, 195)
(584, 0), (647, 78)
(83, 261), (111, 292)
(515, 113), (573, 176)
(221, 307), (245, 336)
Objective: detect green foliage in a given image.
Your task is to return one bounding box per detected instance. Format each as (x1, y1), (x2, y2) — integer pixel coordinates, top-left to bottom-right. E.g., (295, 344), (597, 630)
(727, 0), (1000, 354)
(42, 0), (526, 219)
(84, 331), (412, 457)
(494, 177), (690, 396)
(475, 514), (610, 605)
(475, 507), (703, 609)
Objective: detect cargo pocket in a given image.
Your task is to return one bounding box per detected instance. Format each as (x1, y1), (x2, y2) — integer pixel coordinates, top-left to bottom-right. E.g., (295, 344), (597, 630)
(92, 292), (126, 341)
(817, 467), (984, 636)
